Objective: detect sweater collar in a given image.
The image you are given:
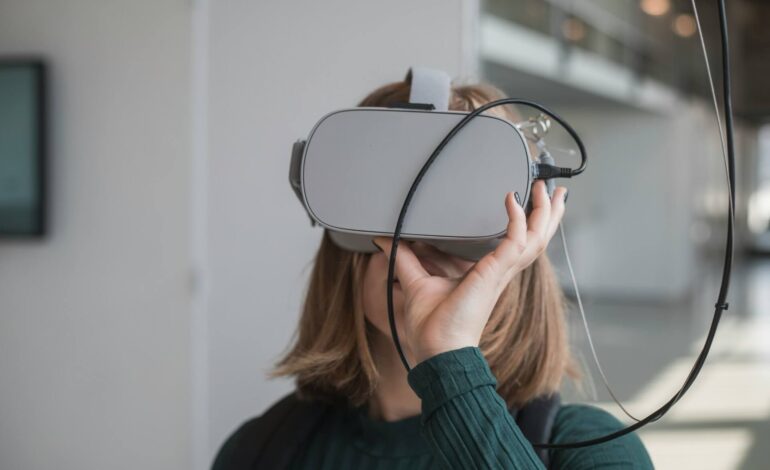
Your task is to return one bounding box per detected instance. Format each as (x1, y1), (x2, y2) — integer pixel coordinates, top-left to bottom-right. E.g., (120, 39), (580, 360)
(346, 404), (431, 457)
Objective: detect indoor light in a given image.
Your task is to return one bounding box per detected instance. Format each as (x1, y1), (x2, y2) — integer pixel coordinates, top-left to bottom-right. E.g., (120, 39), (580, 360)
(673, 14), (697, 37)
(640, 0), (671, 16)
(562, 17), (586, 42)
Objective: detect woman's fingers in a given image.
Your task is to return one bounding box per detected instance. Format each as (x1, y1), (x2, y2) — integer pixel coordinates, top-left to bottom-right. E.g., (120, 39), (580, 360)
(486, 182), (569, 287)
(488, 191), (527, 269)
(523, 180), (551, 256)
(374, 182), (568, 293)
(373, 236), (429, 288)
(489, 180), (550, 272)
(469, 188), (531, 292)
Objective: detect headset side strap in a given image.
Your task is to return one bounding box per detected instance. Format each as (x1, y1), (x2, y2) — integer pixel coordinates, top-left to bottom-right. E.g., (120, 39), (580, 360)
(289, 139), (316, 226)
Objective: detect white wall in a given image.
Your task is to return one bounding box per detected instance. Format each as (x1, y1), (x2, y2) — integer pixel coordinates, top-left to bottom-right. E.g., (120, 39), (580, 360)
(554, 103), (699, 300)
(0, 1), (192, 469)
(555, 101), (731, 300)
(204, 0), (478, 461)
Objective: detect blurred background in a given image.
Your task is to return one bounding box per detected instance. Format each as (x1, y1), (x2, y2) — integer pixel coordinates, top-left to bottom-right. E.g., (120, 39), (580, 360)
(0, 0), (767, 469)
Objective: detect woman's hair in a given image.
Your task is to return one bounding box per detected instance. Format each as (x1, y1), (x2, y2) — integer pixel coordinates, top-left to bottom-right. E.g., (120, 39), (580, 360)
(273, 77), (577, 408)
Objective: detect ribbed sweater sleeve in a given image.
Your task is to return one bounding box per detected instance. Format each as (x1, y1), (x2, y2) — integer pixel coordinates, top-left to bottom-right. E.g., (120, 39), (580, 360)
(407, 346), (545, 470)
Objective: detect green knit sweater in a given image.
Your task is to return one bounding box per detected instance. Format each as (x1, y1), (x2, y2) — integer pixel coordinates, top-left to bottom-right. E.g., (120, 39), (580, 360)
(287, 347), (653, 469)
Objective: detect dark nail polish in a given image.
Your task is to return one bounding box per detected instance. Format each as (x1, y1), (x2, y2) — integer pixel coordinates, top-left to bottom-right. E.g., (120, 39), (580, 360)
(371, 240), (383, 252)
(514, 192), (522, 206)
(564, 189), (569, 204)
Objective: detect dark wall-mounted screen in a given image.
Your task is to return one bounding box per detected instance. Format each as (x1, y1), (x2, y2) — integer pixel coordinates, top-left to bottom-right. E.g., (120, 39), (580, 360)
(0, 59), (46, 236)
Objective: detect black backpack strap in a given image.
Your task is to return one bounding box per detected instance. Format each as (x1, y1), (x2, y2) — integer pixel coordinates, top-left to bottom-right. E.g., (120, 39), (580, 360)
(512, 393), (561, 468)
(211, 392), (329, 470)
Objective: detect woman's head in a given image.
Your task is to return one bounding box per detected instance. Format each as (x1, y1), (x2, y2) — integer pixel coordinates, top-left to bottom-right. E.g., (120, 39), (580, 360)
(274, 77), (575, 408)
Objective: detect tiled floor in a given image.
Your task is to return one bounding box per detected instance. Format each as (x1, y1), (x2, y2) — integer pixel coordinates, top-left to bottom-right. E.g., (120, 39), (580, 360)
(560, 254), (770, 470)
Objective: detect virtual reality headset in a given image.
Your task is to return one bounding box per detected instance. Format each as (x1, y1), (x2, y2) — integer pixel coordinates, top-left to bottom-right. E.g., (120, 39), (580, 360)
(288, 67), (581, 261)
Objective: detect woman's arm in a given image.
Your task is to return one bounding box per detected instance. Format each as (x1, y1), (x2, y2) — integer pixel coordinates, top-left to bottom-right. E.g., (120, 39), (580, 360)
(408, 347), (654, 470)
(408, 347), (545, 469)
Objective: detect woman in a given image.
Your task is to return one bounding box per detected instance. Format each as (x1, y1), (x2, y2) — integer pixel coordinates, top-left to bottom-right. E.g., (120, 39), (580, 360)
(213, 78), (653, 469)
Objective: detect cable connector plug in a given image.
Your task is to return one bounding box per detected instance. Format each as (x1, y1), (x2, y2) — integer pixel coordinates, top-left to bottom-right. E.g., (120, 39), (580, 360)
(534, 163), (572, 179)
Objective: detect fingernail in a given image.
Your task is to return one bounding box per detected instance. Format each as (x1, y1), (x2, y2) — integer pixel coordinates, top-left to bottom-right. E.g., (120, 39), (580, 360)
(371, 240), (383, 252)
(563, 189), (569, 204)
(514, 192), (522, 206)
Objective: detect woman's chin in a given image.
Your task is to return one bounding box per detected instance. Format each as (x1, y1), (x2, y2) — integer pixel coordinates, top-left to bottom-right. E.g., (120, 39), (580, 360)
(371, 305), (405, 338)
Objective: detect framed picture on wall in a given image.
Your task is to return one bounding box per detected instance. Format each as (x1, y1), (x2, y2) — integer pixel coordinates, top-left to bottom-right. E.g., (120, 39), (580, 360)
(0, 58), (46, 237)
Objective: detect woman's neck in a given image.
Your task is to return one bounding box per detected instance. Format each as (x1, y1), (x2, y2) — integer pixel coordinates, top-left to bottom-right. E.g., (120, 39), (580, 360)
(368, 330), (422, 422)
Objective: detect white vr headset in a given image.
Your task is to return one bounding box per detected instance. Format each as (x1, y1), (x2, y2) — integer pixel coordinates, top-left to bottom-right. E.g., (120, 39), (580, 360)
(288, 67), (585, 260)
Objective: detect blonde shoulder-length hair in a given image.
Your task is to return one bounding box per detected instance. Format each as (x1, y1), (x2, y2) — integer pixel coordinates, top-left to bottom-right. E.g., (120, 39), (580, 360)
(273, 77), (577, 409)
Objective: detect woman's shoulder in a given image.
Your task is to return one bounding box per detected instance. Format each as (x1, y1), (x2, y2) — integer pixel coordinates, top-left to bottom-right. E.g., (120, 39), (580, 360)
(550, 403), (654, 469)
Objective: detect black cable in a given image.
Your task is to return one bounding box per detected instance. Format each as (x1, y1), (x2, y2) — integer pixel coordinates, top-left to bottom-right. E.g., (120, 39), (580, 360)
(532, 0), (735, 448)
(385, 0), (735, 449)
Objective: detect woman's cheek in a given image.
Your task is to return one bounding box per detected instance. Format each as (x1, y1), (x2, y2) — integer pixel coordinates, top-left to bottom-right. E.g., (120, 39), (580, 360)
(362, 254), (403, 337)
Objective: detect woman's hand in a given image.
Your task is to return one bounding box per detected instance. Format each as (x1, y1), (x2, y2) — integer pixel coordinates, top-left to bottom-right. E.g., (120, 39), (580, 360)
(372, 180), (568, 365)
